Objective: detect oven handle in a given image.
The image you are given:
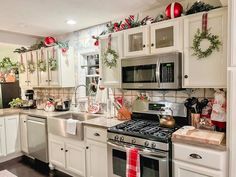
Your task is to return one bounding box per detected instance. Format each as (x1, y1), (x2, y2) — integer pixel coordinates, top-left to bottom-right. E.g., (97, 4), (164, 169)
(156, 59), (161, 87)
(107, 141), (168, 159)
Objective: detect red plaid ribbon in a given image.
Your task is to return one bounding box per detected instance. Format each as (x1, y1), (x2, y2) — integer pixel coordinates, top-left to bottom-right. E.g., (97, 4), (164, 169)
(202, 13), (208, 33)
(108, 34), (112, 49)
(126, 148), (140, 177)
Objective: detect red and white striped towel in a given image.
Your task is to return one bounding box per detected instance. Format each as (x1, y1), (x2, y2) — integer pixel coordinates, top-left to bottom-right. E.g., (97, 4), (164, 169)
(126, 148), (140, 177)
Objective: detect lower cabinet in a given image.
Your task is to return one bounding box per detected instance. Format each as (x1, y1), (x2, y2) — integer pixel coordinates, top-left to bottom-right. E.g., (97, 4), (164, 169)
(19, 114), (28, 153)
(0, 118), (6, 157)
(85, 126), (108, 177)
(173, 143), (227, 177)
(48, 134), (86, 177)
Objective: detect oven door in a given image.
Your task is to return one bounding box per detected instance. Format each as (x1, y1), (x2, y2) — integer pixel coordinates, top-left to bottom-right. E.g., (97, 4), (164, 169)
(108, 141), (169, 177)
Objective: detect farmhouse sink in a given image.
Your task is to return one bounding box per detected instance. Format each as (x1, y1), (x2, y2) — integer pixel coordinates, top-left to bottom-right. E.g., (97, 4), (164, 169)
(48, 112), (99, 140)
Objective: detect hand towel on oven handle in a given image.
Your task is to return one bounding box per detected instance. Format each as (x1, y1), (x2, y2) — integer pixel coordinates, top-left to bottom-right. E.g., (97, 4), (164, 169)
(126, 147), (140, 177)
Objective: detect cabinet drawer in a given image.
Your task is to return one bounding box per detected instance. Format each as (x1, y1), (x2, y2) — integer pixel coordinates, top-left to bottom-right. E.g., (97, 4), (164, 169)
(85, 126), (107, 143)
(173, 143), (227, 170)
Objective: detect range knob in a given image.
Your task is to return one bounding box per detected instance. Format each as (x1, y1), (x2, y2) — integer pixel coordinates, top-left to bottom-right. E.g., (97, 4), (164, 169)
(114, 135), (119, 141)
(144, 141), (149, 147)
(151, 143), (156, 148)
(120, 136), (124, 142)
(131, 138), (136, 144)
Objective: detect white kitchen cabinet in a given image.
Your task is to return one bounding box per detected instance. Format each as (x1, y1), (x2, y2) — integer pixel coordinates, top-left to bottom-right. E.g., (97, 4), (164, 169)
(38, 46), (75, 87)
(19, 114), (28, 153)
(174, 160), (223, 177)
(26, 51), (38, 87)
(48, 134), (86, 177)
(5, 115), (20, 155)
(85, 126), (108, 177)
(150, 18), (183, 54)
(66, 143), (86, 176)
(124, 26), (149, 57)
(173, 143), (227, 177)
(183, 8), (227, 88)
(18, 53), (29, 88)
(99, 32), (123, 88)
(49, 137), (65, 168)
(0, 118), (6, 157)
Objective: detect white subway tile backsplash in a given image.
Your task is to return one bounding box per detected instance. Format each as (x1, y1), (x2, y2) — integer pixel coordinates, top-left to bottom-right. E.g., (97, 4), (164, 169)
(190, 88), (204, 98)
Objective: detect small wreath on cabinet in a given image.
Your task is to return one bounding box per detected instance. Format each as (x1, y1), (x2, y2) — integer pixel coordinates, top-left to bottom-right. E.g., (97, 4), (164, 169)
(48, 58), (57, 71)
(102, 48), (118, 69)
(191, 28), (222, 59)
(27, 61), (36, 73)
(38, 60), (47, 72)
(18, 63), (26, 73)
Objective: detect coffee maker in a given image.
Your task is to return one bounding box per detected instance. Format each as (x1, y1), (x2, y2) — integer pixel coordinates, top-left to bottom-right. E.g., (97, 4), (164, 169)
(23, 89), (36, 109)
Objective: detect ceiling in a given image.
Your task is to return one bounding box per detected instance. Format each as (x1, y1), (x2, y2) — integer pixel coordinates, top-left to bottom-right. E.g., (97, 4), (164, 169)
(0, 0), (172, 37)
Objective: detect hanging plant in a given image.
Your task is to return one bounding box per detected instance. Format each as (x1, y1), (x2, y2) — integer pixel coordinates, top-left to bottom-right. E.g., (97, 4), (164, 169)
(102, 34), (118, 68)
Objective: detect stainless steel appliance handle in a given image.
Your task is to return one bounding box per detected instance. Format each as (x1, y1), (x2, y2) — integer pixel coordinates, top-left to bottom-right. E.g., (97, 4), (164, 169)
(107, 141), (168, 158)
(156, 60), (161, 87)
(27, 119), (45, 126)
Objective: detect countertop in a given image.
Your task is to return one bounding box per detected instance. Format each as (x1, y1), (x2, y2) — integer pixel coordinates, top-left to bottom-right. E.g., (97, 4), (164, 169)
(0, 108), (123, 128)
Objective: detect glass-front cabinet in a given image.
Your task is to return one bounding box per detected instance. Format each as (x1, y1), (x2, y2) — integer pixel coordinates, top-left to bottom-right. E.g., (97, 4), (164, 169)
(150, 19), (183, 54)
(124, 26), (149, 57)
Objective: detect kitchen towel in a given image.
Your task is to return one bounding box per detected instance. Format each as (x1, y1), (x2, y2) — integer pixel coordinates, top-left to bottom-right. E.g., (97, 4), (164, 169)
(0, 170), (17, 177)
(66, 118), (78, 135)
(126, 148), (140, 177)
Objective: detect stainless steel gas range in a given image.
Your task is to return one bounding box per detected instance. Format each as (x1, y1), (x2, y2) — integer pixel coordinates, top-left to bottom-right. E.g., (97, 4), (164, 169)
(107, 101), (187, 177)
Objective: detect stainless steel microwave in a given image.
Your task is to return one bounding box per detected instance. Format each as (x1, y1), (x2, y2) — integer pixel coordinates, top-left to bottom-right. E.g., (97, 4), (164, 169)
(121, 52), (182, 89)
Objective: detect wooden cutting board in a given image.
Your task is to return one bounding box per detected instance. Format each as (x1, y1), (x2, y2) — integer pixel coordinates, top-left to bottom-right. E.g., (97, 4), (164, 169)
(172, 128), (225, 145)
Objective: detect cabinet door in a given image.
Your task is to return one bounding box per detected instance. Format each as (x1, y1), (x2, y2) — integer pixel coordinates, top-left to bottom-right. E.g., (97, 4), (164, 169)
(18, 53), (29, 87)
(100, 32), (123, 88)
(124, 26), (149, 57)
(0, 118), (6, 157)
(20, 115), (28, 153)
(86, 140), (108, 177)
(38, 49), (49, 86)
(150, 19), (183, 54)
(183, 8), (227, 88)
(47, 47), (60, 86)
(26, 51), (38, 87)
(5, 115), (20, 154)
(65, 143), (86, 176)
(173, 161), (223, 177)
(49, 138), (65, 168)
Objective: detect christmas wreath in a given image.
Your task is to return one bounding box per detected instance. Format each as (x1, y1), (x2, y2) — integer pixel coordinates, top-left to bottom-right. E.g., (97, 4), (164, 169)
(27, 60), (36, 73)
(192, 28), (222, 59)
(19, 63), (26, 73)
(102, 34), (119, 68)
(48, 58), (57, 71)
(38, 60), (47, 72)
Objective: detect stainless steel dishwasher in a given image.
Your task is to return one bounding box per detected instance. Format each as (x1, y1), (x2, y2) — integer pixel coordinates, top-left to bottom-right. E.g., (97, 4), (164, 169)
(27, 116), (48, 163)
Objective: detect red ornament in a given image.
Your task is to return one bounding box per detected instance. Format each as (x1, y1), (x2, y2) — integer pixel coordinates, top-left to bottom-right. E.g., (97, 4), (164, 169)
(94, 40), (99, 46)
(44, 37), (56, 46)
(165, 2), (183, 19)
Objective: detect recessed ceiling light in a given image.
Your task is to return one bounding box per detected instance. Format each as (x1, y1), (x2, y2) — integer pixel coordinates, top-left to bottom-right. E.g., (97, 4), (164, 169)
(66, 19), (77, 25)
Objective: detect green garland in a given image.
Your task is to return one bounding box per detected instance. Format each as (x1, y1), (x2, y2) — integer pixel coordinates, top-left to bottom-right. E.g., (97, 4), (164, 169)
(48, 57), (57, 71)
(102, 48), (118, 68)
(192, 29), (222, 59)
(38, 60), (47, 72)
(27, 60), (36, 73)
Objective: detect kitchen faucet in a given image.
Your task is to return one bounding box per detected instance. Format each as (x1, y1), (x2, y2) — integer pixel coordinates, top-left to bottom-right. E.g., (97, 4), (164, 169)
(74, 84), (91, 110)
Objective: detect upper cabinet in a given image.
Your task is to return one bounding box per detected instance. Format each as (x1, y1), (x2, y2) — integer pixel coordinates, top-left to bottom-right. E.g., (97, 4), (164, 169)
(19, 46), (75, 88)
(183, 8), (227, 88)
(99, 32), (123, 88)
(124, 26), (149, 57)
(150, 18), (183, 54)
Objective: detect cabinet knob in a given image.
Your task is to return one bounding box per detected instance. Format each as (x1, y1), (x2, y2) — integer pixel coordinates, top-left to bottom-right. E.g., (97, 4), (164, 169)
(100, 78), (102, 81)
(46, 80), (48, 82)
(65, 150), (68, 152)
(86, 146), (89, 149)
(189, 153), (202, 159)
(61, 148), (64, 151)
(94, 133), (100, 137)
(24, 121), (26, 123)
(151, 43), (154, 47)
(143, 44), (146, 48)
(184, 75), (188, 79)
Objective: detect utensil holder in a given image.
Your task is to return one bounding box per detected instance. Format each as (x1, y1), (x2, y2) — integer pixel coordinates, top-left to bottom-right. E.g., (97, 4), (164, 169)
(191, 113), (200, 128)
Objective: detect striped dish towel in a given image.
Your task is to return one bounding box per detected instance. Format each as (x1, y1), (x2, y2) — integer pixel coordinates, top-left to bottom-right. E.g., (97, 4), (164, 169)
(126, 148), (140, 177)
